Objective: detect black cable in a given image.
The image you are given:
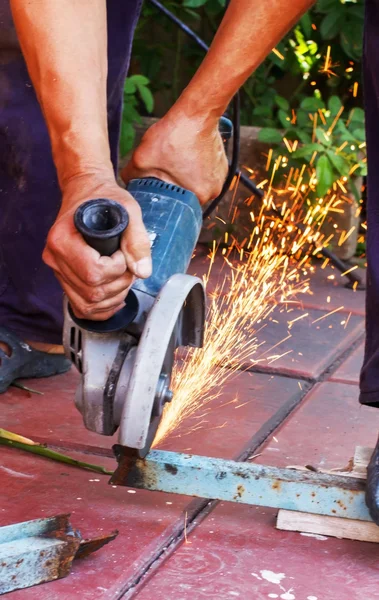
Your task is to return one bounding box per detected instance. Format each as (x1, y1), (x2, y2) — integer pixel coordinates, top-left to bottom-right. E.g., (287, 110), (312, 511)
(148, 0), (209, 52)
(148, 0), (246, 218)
(203, 93), (241, 219)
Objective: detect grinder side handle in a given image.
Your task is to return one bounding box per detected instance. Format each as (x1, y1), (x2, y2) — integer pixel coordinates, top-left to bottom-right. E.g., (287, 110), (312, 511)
(74, 198), (129, 256)
(72, 198), (140, 333)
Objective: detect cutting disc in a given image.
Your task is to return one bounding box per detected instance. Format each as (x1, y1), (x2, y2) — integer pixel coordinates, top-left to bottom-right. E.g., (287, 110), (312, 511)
(118, 273), (205, 457)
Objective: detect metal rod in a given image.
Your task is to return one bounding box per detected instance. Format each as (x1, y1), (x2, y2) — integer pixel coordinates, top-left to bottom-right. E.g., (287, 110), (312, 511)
(111, 447), (371, 522)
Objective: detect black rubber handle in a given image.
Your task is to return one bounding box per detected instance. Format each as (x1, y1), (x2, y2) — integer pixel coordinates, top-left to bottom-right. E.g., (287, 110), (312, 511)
(74, 198), (129, 256)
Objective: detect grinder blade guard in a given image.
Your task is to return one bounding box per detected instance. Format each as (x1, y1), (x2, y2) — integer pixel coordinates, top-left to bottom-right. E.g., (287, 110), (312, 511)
(63, 178), (206, 457)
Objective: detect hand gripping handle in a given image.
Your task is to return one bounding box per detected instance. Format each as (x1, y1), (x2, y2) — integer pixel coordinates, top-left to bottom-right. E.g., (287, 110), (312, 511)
(72, 198), (138, 333)
(74, 198), (129, 256)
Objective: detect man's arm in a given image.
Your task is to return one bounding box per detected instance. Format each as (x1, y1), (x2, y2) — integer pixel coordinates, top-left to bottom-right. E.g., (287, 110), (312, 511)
(10, 0), (152, 321)
(123, 0), (315, 201)
(11, 0), (314, 321)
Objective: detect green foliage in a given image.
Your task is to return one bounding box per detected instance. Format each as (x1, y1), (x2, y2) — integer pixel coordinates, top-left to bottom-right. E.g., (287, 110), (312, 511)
(258, 94), (367, 199)
(316, 0), (364, 61)
(122, 0), (365, 157)
(119, 75), (154, 157)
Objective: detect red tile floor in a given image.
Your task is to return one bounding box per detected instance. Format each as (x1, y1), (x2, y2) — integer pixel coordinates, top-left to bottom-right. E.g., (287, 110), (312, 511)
(1, 254), (378, 600)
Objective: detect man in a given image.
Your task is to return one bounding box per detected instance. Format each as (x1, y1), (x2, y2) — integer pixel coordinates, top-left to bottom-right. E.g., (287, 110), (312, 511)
(2, 0), (379, 523)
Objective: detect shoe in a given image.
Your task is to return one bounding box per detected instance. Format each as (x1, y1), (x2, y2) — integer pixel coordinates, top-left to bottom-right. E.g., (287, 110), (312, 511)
(0, 327), (71, 393)
(365, 435), (379, 524)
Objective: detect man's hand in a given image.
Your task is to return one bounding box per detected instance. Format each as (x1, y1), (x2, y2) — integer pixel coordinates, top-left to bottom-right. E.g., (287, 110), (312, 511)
(43, 173), (152, 321)
(122, 111), (228, 205)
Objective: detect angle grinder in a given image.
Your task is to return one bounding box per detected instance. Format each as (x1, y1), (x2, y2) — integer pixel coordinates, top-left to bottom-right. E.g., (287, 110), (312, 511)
(63, 117), (232, 458)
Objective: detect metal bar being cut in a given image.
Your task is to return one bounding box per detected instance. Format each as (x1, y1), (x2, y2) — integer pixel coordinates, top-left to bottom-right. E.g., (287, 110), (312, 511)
(111, 446), (372, 522)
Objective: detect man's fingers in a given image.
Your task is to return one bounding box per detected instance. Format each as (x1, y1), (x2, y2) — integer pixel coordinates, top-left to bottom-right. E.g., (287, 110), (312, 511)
(44, 232), (128, 286)
(121, 203), (152, 279)
(56, 263), (135, 303)
(58, 275), (130, 320)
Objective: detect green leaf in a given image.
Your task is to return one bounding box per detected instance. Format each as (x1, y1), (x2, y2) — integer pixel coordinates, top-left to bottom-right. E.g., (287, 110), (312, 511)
(0, 435), (113, 476)
(124, 78), (136, 94)
(278, 109), (291, 129)
(340, 21), (364, 60)
(136, 82), (154, 113)
(360, 163), (368, 177)
(326, 149), (349, 176)
(320, 10), (343, 40)
(119, 120), (136, 157)
(352, 128), (366, 142)
(183, 7), (202, 18)
(327, 95), (343, 116)
(316, 0), (337, 13)
(299, 12), (312, 38)
(183, 0), (208, 7)
(348, 107), (365, 125)
(336, 126), (357, 143)
(316, 154), (335, 197)
(300, 96), (324, 112)
(292, 143), (324, 159)
(296, 129), (312, 144)
(257, 128), (283, 145)
(253, 106), (273, 118)
(348, 179), (361, 203)
(275, 95), (290, 111)
(316, 127), (332, 146)
(296, 110), (312, 130)
(130, 74), (150, 86)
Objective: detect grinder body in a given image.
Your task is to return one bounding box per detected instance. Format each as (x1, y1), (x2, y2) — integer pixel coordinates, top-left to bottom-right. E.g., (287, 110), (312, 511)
(128, 178), (202, 296)
(64, 116), (232, 455)
(64, 178), (206, 454)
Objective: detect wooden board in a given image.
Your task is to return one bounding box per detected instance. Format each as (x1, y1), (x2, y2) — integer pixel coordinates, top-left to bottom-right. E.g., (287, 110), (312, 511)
(277, 510), (379, 543)
(276, 446), (378, 543)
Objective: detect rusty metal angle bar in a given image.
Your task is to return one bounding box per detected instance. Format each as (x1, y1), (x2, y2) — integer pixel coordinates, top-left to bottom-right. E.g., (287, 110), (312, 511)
(111, 446), (372, 522)
(0, 514), (117, 595)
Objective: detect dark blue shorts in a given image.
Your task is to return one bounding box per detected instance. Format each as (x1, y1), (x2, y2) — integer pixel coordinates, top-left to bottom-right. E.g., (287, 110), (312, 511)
(0, 0), (142, 343)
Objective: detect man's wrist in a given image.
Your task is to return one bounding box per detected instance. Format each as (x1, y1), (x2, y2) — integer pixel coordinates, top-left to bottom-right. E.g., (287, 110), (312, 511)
(51, 125), (113, 190)
(168, 88), (224, 130)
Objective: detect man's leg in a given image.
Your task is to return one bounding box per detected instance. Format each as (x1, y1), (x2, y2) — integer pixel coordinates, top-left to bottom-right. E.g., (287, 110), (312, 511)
(359, 0), (379, 523)
(0, 0), (142, 385)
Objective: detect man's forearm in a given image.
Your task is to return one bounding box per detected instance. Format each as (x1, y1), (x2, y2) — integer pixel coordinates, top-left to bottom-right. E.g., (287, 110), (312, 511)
(10, 0), (112, 189)
(177, 0), (315, 119)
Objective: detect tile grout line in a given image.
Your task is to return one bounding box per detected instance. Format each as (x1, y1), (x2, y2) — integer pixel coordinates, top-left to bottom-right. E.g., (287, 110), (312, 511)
(117, 382), (315, 599)
(24, 327), (364, 598)
(117, 332), (365, 598)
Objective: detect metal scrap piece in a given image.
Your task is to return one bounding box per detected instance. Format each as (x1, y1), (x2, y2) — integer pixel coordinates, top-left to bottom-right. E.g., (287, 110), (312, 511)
(0, 513), (118, 595)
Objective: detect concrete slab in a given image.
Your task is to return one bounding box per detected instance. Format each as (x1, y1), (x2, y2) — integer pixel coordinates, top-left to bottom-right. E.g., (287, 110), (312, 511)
(250, 306), (363, 381)
(256, 381), (379, 471)
(0, 370), (304, 599)
(329, 342), (365, 386)
(296, 263), (366, 316)
(0, 445), (190, 600)
(188, 251), (366, 317)
(135, 382), (379, 600)
(188, 251), (365, 381)
(1, 370), (303, 457)
(135, 501), (379, 600)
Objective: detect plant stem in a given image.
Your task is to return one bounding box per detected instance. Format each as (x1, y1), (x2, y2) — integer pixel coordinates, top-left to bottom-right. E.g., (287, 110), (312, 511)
(0, 437), (113, 476)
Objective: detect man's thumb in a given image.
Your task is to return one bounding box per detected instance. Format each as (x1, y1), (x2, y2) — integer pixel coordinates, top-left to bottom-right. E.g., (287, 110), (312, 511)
(121, 207), (152, 279)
